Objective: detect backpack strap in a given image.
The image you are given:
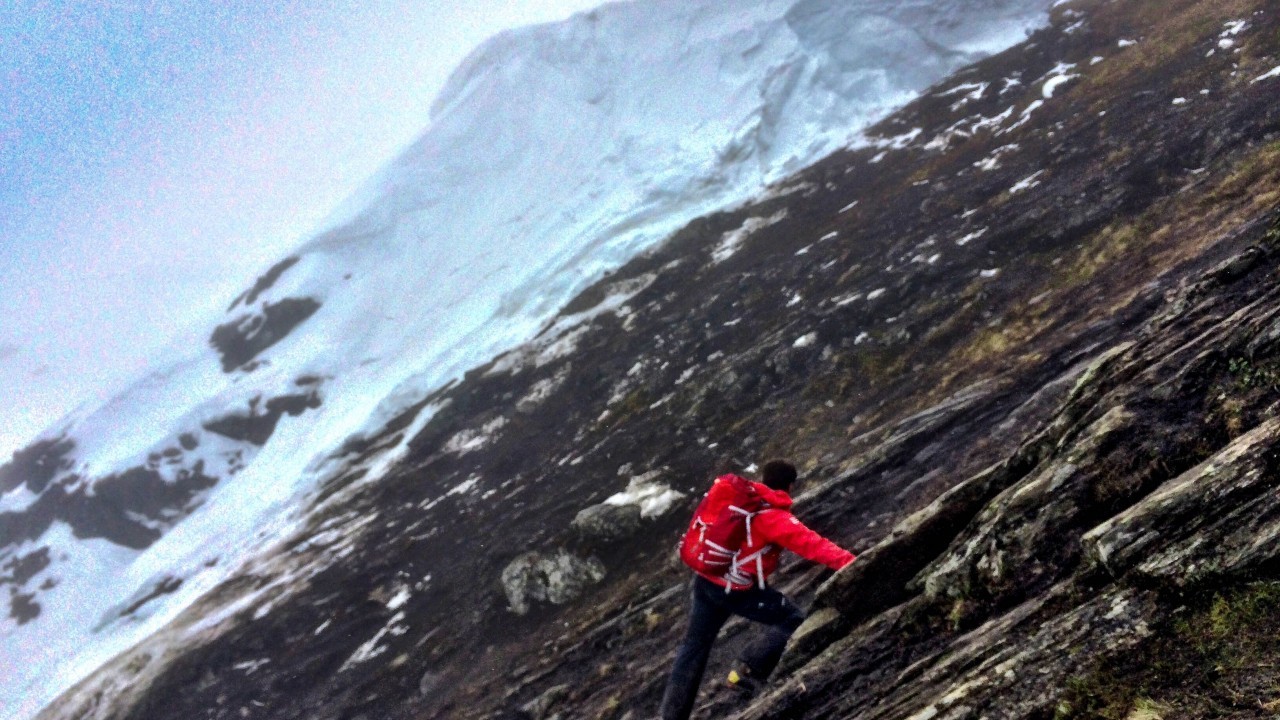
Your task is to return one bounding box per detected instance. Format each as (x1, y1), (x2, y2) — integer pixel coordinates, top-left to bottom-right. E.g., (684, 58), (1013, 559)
(724, 502), (776, 590)
(725, 545), (772, 591)
(727, 505), (757, 546)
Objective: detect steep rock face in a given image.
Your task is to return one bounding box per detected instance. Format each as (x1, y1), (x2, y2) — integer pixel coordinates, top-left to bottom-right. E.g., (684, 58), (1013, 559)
(32, 0), (1280, 719)
(764, 222), (1280, 719)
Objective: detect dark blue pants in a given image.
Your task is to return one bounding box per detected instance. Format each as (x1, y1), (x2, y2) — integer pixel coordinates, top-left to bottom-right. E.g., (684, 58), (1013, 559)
(659, 576), (805, 720)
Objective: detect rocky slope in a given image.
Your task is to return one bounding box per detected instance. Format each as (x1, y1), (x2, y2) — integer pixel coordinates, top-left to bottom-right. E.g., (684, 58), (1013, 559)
(28, 0), (1280, 718)
(1, 5), (1068, 712)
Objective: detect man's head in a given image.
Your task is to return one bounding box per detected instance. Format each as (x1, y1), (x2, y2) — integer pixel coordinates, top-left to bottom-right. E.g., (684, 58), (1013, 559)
(761, 459), (797, 491)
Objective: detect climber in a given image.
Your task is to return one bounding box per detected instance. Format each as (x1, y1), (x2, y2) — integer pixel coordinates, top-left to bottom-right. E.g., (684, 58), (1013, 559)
(659, 459), (855, 720)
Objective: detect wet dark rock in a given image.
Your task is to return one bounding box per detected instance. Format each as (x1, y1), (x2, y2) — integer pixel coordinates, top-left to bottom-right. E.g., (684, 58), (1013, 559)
(418, 670), (444, 696)
(572, 502), (643, 544)
(210, 297), (321, 372)
(518, 684), (570, 720)
(10, 590), (40, 624)
(1, 546), (51, 587)
(0, 461), (218, 553)
(0, 436), (75, 494)
(203, 391), (323, 446)
(227, 256), (302, 312)
(119, 576), (185, 618)
(761, 235), (1280, 717)
(1083, 416), (1280, 587)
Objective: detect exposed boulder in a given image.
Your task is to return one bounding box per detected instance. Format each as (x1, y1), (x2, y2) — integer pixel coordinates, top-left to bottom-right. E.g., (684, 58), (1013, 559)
(572, 502), (643, 544)
(571, 471), (686, 546)
(501, 550), (606, 616)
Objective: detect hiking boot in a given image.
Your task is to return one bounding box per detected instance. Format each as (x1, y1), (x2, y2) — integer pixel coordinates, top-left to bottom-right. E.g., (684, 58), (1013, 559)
(726, 667), (760, 696)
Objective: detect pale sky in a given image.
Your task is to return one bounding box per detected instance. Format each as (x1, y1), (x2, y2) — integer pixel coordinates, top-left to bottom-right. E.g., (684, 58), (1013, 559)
(0, 0), (610, 459)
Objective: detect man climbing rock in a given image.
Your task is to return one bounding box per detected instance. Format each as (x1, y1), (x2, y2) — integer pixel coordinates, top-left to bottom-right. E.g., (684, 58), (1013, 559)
(660, 459), (855, 720)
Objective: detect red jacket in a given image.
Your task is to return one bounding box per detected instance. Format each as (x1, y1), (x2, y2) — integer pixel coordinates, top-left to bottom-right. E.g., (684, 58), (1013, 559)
(690, 475), (854, 590)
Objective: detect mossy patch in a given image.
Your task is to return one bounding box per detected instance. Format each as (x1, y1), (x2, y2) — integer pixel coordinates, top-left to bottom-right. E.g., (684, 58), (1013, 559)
(1206, 356), (1280, 439)
(1076, 0), (1262, 90)
(1054, 581), (1280, 719)
(602, 388), (653, 427)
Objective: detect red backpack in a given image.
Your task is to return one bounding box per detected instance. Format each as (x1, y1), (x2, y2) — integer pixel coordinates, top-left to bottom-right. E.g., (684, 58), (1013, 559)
(678, 474), (773, 590)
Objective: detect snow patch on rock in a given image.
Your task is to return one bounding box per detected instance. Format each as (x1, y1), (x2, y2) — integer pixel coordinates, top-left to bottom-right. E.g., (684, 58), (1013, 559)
(602, 471), (686, 519)
(712, 210), (789, 264)
(443, 418), (508, 456)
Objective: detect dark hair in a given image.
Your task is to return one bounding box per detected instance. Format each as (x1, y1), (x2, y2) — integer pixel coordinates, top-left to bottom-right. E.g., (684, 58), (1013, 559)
(761, 459), (797, 490)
